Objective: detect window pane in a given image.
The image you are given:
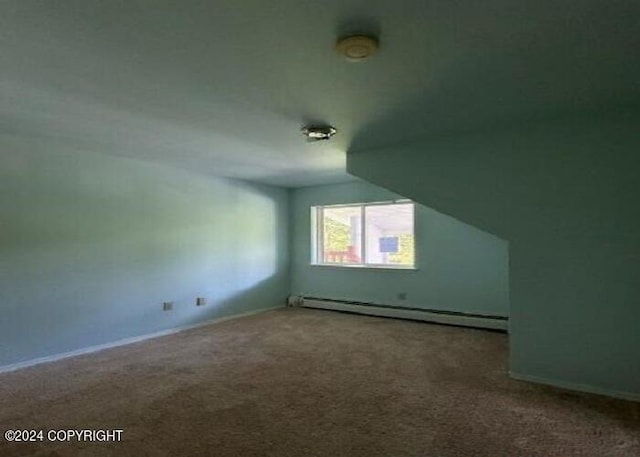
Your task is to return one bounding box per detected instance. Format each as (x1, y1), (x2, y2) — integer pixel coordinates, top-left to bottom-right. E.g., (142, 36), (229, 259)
(322, 206), (362, 264)
(364, 203), (414, 266)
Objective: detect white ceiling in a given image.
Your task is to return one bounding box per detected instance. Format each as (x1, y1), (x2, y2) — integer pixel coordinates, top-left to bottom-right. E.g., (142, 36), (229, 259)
(2, 1), (638, 187)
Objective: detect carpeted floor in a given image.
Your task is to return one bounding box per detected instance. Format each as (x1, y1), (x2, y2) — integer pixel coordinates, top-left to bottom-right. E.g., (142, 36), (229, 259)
(0, 308), (638, 457)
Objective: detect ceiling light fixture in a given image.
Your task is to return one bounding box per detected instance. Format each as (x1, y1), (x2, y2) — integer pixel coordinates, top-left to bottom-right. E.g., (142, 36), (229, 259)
(335, 35), (379, 61)
(301, 125), (337, 142)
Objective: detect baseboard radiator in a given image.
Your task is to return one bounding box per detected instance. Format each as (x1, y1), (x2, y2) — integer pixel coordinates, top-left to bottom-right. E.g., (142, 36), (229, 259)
(291, 296), (508, 332)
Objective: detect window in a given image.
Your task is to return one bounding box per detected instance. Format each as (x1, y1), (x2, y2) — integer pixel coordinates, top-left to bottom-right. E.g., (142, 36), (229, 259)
(311, 201), (415, 269)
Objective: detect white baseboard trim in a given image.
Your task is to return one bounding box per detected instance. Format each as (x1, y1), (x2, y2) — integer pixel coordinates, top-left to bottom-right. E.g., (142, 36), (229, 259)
(0, 305), (284, 375)
(301, 298), (508, 331)
(509, 371), (640, 403)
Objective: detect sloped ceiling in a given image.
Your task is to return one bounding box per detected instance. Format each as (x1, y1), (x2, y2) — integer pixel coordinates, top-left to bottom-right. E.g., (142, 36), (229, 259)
(2, 1), (638, 187)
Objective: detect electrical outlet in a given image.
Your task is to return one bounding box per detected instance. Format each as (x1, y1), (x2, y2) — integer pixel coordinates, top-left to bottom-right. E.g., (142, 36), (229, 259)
(196, 297), (206, 307)
(163, 301), (174, 311)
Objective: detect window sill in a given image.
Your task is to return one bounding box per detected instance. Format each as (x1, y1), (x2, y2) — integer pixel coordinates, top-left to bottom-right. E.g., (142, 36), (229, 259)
(310, 263), (418, 271)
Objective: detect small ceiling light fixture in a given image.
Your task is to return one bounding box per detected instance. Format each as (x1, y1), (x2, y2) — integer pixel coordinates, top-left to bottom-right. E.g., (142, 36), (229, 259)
(301, 125), (337, 142)
(335, 35), (379, 62)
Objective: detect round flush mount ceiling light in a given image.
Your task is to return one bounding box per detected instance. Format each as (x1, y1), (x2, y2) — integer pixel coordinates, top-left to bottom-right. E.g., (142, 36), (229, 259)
(335, 35), (379, 61)
(301, 125), (337, 142)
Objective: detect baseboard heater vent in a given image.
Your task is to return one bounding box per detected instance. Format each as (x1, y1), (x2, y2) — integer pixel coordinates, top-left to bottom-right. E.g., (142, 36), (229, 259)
(296, 297), (508, 332)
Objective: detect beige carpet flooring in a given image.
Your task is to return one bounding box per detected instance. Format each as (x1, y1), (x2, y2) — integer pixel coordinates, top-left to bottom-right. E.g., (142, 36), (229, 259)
(0, 308), (638, 457)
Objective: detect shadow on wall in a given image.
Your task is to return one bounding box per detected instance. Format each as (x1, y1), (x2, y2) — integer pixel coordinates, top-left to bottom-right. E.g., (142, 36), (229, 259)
(346, 109), (640, 398)
(0, 139), (289, 368)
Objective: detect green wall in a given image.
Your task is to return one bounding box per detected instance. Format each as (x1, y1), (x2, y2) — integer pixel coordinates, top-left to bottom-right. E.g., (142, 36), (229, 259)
(0, 134), (289, 368)
(290, 180), (509, 316)
(348, 110), (640, 399)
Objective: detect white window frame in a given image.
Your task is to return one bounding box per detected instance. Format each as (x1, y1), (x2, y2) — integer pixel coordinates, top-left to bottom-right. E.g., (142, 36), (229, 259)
(311, 200), (416, 270)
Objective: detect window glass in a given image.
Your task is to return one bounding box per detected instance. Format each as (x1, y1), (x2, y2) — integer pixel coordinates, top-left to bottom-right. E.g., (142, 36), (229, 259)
(364, 203), (414, 267)
(321, 206), (362, 264)
(313, 201), (415, 269)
